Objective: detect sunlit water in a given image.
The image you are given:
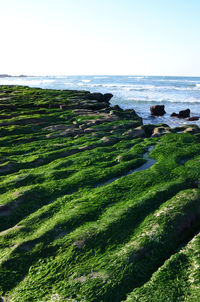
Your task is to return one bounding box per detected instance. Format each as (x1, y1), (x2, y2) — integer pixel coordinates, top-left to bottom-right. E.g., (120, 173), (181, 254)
(1, 75), (200, 127)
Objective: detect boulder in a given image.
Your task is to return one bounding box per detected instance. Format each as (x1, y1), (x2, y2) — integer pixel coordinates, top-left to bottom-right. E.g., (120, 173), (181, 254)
(85, 92), (113, 103)
(142, 124), (155, 137)
(178, 109), (190, 118)
(150, 105), (166, 116)
(171, 112), (178, 117)
(187, 116), (199, 121)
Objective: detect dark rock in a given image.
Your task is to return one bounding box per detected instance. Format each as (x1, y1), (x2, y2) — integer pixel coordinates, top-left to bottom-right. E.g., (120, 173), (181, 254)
(150, 105), (166, 116)
(85, 92), (113, 103)
(112, 105), (122, 111)
(0, 204), (11, 212)
(103, 93), (113, 102)
(178, 109), (190, 118)
(187, 116), (199, 121)
(142, 124), (155, 137)
(171, 112), (178, 117)
(0, 204), (12, 216)
(86, 93), (104, 102)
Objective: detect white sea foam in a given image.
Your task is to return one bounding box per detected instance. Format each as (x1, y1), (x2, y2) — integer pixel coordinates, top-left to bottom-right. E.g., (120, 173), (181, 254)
(0, 79), (55, 86)
(64, 82), (74, 86)
(93, 76), (109, 79)
(54, 76), (69, 79)
(154, 79), (199, 83)
(128, 76), (145, 79)
(75, 81), (200, 92)
(125, 97), (200, 103)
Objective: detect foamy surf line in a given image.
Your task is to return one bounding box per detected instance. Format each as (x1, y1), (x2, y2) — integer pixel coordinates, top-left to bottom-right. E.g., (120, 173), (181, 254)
(77, 82), (200, 91)
(0, 79), (56, 86)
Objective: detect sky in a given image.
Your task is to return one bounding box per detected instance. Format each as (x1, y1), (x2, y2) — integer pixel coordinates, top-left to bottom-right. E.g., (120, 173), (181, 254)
(0, 0), (200, 76)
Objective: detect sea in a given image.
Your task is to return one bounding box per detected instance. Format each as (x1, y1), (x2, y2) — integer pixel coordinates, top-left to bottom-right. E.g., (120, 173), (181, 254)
(1, 75), (200, 128)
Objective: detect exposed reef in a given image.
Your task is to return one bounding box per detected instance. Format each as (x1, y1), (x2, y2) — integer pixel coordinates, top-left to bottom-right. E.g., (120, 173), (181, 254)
(0, 86), (200, 302)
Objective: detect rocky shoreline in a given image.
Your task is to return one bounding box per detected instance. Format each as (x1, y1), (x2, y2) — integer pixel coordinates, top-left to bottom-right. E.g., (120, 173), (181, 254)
(0, 86), (200, 302)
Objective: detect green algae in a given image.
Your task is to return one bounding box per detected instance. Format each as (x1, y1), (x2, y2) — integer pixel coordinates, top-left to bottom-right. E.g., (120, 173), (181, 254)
(0, 85), (200, 301)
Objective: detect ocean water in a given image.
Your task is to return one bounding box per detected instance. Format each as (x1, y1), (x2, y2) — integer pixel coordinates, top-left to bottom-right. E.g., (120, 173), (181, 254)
(1, 75), (200, 127)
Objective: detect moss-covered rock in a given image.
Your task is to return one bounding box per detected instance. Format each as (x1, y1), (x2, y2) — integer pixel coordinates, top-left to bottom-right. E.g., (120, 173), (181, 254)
(0, 85), (200, 301)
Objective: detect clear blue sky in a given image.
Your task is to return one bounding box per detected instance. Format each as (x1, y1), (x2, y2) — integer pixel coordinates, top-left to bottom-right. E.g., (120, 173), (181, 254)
(1, 0), (200, 76)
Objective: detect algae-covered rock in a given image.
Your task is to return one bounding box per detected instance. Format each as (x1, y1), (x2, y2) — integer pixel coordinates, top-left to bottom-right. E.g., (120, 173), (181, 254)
(151, 126), (171, 137)
(123, 126), (145, 138)
(0, 85), (200, 302)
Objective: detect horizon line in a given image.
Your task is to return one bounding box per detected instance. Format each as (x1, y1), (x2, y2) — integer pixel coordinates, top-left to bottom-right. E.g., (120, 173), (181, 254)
(1, 74), (200, 78)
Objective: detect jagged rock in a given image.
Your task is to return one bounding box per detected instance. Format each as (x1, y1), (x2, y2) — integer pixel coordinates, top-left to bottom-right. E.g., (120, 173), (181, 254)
(150, 105), (166, 116)
(103, 93), (113, 102)
(178, 109), (190, 118)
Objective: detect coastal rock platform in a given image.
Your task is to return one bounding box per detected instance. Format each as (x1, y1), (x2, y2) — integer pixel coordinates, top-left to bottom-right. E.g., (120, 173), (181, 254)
(0, 86), (200, 302)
